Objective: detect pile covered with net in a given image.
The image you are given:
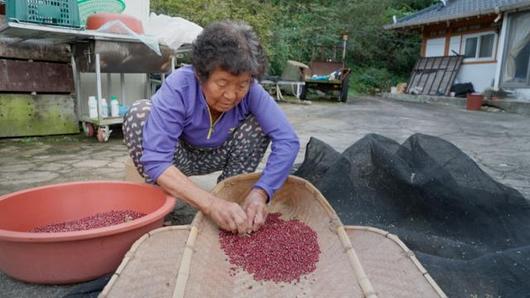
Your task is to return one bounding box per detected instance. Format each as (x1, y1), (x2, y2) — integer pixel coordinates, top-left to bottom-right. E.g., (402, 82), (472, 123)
(295, 133), (530, 297)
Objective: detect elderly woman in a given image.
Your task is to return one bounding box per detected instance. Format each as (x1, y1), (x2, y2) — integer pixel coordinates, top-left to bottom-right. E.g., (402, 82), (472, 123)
(123, 21), (299, 235)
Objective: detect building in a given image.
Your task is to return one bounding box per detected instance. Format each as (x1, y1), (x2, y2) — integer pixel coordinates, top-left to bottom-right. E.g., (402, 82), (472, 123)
(386, 0), (530, 100)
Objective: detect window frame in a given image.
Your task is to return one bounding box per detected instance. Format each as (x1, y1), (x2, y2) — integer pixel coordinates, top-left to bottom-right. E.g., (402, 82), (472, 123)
(461, 32), (498, 62)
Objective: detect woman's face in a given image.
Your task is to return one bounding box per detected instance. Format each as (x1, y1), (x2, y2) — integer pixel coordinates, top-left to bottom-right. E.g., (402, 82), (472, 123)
(201, 68), (252, 114)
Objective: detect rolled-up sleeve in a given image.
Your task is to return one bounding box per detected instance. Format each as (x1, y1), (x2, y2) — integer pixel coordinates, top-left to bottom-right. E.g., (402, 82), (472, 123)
(249, 84), (300, 200)
(140, 78), (187, 183)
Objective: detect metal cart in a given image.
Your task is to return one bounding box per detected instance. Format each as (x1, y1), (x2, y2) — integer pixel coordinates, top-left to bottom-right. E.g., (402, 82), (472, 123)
(300, 61), (351, 102)
(300, 34), (351, 102)
(72, 39), (175, 142)
(0, 20), (178, 142)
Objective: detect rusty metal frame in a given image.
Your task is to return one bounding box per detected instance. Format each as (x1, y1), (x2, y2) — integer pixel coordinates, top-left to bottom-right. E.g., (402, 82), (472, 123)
(406, 55), (463, 96)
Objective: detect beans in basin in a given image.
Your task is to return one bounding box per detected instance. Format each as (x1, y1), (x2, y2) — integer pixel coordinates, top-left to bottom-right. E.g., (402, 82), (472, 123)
(30, 210), (146, 233)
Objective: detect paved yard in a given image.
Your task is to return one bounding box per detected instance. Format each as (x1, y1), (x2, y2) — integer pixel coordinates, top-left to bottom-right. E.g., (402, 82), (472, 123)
(1, 96), (529, 297)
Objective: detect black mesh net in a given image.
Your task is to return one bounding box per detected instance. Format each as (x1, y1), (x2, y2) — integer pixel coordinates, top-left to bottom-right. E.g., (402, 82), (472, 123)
(295, 134), (530, 298)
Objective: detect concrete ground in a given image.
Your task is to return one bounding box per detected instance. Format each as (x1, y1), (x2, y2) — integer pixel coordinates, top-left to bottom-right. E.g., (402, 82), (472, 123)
(1, 96), (529, 297)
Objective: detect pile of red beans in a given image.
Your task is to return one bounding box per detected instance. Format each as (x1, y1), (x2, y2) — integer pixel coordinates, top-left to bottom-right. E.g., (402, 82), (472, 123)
(30, 210), (146, 233)
(219, 213), (320, 283)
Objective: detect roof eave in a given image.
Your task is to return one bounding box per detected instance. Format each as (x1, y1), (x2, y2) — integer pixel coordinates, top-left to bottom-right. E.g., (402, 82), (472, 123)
(385, 2), (530, 30)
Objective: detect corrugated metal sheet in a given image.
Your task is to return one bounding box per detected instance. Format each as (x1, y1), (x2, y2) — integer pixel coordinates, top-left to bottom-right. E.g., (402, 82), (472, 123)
(386, 0), (530, 29)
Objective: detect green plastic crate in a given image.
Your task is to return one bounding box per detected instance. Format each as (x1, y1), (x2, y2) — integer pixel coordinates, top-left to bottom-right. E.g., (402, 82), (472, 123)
(6, 0), (81, 28)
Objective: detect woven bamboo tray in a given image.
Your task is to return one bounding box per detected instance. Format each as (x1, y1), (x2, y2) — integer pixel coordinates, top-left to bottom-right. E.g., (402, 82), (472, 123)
(100, 174), (446, 298)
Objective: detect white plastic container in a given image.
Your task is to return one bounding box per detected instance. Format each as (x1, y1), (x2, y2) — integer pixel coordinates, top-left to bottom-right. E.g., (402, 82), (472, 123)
(110, 96), (120, 117)
(99, 98), (109, 118)
(88, 96), (98, 119)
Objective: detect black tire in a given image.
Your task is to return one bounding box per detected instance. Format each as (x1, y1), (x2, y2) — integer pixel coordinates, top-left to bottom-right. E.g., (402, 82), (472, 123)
(340, 76), (351, 102)
(300, 84), (308, 100)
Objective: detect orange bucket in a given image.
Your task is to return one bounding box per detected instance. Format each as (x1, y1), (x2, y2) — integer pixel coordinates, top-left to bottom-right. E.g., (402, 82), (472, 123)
(0, 181), (175, 284)
(466, 93), (483, 111)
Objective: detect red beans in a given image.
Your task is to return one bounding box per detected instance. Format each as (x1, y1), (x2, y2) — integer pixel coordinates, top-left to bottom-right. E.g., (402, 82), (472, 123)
(219, 213), (320, 283)
(30, 210), (146, 233)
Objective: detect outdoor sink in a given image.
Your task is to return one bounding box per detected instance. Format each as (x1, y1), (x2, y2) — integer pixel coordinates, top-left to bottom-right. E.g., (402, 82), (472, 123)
(0, 181), (175, 284)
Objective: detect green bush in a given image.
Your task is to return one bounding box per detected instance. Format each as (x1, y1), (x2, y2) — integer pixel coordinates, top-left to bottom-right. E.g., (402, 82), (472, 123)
(351, 67), (401, 95)
(151, 0), (433, 95)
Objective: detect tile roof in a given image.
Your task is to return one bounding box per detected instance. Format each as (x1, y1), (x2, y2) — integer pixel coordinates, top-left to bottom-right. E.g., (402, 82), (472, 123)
(386, 0), (530, 29)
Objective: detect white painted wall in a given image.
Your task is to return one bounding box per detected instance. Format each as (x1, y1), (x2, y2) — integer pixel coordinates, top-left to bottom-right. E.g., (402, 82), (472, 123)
(454, 63), (497, 92)
(425, 34), (498, 92)
(448, 36), (461, 56)
(425, 37), (445, 57)
(422, 16), (529, 99)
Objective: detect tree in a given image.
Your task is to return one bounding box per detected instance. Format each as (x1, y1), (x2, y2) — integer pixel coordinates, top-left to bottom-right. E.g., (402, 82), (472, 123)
(151, 0), (435, 93)
(150, 0), (277, 62)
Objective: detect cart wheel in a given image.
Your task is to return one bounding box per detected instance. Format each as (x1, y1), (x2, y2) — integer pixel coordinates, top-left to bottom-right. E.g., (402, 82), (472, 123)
(97, 126), (113, 143)
(300, 85), (308, 100)
(339, 87), (349, 102)
(82, 122), (95, 137)
(340, 81), (350, 102)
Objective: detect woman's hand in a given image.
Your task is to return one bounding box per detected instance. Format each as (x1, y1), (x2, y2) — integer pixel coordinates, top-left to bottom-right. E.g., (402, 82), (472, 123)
(157, 166), (249, 235)
(206, 196), (249, 234)
(242, 188), (268, 232)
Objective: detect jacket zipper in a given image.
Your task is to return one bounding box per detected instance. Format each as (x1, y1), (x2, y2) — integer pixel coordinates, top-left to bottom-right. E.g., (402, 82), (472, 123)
(206, 105), (223, 140)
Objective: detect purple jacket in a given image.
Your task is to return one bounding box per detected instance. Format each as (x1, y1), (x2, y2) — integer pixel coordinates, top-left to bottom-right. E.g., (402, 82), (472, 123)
(141, 65), (300, 199)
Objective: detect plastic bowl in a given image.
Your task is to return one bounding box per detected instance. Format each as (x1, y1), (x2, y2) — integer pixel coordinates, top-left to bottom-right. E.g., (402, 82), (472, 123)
(0, 181), (175, 284)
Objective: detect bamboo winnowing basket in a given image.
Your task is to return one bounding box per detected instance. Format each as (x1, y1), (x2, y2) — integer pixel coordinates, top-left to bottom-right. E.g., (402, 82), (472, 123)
(101, 174), (446, 298)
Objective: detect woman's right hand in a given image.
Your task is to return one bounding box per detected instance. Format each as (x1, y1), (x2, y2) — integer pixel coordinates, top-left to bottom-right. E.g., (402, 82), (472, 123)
(156, 166), (249, 234)
(206, 196), (249, 234)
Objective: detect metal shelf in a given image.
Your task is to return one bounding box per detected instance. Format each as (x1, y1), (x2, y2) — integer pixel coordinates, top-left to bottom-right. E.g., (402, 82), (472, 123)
(0, 21), (146, 43)
(79, 115), (124, 126)
(0, 20), (182, 142)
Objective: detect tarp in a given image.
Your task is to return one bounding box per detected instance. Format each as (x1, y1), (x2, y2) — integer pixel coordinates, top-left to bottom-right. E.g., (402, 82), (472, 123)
(144, 13), (202, 52)
(294, 134), (530, 298)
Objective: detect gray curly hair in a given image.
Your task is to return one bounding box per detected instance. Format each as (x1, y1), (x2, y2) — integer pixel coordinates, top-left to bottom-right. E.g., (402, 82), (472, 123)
(191, 20), (267, 82)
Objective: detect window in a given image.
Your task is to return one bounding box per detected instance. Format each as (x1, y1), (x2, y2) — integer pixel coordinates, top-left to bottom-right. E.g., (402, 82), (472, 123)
(501, 11), (530, 87)
(464, 37), (478, 58)
(479, 34), (495, 58)
(463, 32), (497, 61)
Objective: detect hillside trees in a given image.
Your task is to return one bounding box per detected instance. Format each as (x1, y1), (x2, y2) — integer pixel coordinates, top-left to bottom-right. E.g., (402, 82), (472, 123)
(151, 0), (435, 93)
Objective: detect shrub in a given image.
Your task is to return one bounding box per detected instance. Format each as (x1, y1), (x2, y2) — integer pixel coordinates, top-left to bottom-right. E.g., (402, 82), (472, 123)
(351, 67), (403, 95)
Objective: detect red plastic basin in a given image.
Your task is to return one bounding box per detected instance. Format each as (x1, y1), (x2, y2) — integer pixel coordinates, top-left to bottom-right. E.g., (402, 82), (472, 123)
(0, 181), (175, 284)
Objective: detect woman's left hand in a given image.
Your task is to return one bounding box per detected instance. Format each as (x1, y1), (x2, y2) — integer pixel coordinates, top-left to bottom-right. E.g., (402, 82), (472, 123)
(242, 188), (268, 233)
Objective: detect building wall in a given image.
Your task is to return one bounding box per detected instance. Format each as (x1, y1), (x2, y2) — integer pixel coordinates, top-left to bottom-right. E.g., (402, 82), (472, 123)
(454, 64), (497, 92)
(416, 14), (530, 100)
(424, 29), (499, 92)
(425, 38), (445, 57)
